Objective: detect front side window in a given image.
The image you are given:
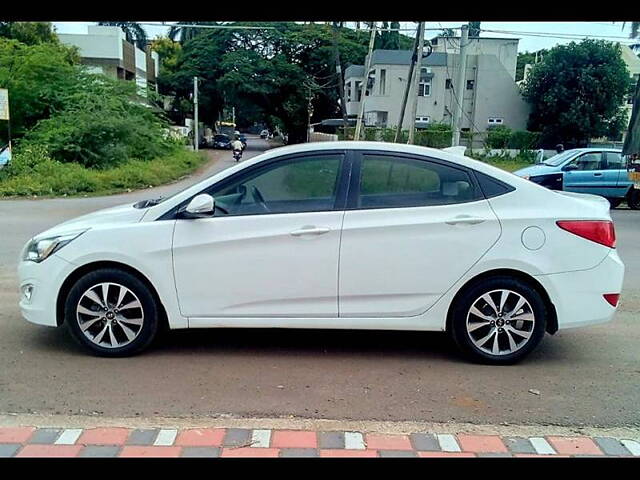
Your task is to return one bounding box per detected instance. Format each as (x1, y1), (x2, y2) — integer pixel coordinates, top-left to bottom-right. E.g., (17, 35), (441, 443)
(566, 152), (602, 171)
(207, 154), (342, 216)
(356, 155), (479, 209)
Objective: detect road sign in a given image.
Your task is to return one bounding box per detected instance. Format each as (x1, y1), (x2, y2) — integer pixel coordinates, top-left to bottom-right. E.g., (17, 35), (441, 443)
(0, 89), (9, 120)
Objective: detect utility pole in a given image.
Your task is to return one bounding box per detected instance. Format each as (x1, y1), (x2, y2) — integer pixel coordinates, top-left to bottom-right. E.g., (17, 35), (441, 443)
(394, 25), (421, 142)
(332, 26), (350, 139)
(406, 22), (426, 144)
(451, 25), (469, 146)
(354, 22), (377, 141)
(232, 106), (235, 128)
(193, 76), (199, 151)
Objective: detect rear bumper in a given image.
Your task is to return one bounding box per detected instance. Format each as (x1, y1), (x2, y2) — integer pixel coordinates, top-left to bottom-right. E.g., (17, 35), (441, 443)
(535, 249), (624, 330)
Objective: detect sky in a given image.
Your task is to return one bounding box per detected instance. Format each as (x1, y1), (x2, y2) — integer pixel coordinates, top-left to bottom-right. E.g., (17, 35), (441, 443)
(52, 21), (639, 53)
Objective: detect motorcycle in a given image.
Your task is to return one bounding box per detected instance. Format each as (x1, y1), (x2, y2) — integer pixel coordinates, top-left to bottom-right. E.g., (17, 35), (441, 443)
(233, 149), (243, 162)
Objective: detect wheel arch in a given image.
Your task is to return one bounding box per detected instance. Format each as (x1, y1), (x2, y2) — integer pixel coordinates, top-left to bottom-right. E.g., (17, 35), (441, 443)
(445, 268), (558, 335)
(56, 261), (169, 330)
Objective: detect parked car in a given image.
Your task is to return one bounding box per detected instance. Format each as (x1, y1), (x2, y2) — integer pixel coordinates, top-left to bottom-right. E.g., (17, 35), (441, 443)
(260, 129), (269, 139)
(212, 134), (232, 149)
(513, 148), (637, 209)
(18, 142), (623, 363)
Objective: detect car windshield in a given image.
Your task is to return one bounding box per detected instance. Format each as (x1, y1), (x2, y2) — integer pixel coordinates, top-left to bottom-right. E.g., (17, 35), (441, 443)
(215, 135), (229, 141)
(542, 150), (578, 167)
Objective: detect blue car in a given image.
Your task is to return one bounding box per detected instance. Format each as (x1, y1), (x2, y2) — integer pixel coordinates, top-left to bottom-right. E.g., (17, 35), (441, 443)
(513, 148), (638, 209)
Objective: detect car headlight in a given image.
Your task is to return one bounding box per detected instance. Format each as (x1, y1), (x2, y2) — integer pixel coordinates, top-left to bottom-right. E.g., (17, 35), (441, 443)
(22, 229), (88, 263)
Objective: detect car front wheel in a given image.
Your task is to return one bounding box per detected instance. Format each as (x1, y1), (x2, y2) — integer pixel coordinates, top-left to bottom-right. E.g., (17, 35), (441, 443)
(64, 268), (159, 357)
(449, 276), (547, 364)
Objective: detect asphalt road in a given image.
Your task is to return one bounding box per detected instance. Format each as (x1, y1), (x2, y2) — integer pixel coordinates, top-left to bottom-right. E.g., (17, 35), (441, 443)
(0, 137), (638, 428)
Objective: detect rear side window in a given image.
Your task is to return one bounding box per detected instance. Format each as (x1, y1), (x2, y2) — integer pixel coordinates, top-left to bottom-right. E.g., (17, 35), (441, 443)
(475, 171), (516, 198)
(356, 154), (481, 208)
(603, 152), (624, 170)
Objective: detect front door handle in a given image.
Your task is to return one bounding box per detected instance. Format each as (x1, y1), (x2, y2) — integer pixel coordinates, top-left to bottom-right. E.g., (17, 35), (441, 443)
(290, 226), (331, 237)
(593, 172), (603, 176)
(445, 215), (486, 226)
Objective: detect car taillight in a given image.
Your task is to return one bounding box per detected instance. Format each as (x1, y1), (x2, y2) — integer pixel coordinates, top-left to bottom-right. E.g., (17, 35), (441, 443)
(603, 294), (620, 307)
(556, 220), (616, 248)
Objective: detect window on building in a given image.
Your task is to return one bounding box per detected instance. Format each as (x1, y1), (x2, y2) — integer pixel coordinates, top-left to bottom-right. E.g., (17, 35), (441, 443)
(418, 81), (431, 97)
(355, 81), (362, 102)
(466, 80), (475, 90)
(445, 79), (452, 89)
(415, 116), (431, 123)
(487, 117), (504, 125)
(379, 69), (386, 95)
(346, 84), (351, 102)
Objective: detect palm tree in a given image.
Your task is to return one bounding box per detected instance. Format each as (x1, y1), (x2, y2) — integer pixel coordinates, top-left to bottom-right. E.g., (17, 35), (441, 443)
(97, 22), (147, 49)
(623, 22), (640, 156)
(167, 22), (220, 43)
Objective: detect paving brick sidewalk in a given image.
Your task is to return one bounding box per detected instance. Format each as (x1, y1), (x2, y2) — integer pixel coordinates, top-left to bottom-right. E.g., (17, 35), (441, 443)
(1, 425), (640, 457)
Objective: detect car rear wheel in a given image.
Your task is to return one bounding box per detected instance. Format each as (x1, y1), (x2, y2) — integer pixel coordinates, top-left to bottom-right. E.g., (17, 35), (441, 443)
(449, 276), (547, 364)
(627, 188), (640, 210)
(64, 268), (159, 357)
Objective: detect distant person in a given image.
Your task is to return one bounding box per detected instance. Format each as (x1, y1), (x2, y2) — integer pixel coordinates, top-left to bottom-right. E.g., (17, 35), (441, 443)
(231, 136), (244, 158)
(555, 144), (564, 154)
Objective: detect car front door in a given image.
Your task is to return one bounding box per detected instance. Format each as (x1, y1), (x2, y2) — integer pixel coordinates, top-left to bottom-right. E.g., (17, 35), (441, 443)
(562, 151), (605, 196)
(172, 151), (348, 319)
(338, 152), (501, 318)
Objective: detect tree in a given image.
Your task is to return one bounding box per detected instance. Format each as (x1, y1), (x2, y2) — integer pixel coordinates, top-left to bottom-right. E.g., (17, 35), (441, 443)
(468, 21), (481, 38)
(516, 49), (548, 82)
(150, 37), (182, 72)
(0, 39), (79, 141)
(168, 22), (221, 44)
(0, 22), (58, 45)
(97, 22), (147, 49)
(523, 39), (629, 148)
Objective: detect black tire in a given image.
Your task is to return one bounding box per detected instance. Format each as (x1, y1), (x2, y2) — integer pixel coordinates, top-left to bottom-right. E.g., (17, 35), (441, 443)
(607, 198), (622, 209)
(449, 276), (547, 365)
(64, 268), (159, 357)
(627, 188), (640, 210)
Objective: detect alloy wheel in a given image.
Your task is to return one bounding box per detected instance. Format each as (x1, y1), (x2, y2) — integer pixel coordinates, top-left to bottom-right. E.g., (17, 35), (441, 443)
(76, 282), (144, 349)
(466, 289), (535, 356)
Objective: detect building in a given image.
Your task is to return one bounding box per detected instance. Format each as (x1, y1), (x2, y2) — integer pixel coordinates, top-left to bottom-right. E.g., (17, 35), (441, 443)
(344, 35), (530, 146)
(57, 25), (160, 95)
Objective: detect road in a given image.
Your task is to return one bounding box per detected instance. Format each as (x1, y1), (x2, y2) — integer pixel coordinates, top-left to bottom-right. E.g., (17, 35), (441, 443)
(0, 137), (638, 428)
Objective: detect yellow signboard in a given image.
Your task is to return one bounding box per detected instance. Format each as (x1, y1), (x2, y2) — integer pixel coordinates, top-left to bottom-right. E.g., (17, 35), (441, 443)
(0, 89), (9, 120)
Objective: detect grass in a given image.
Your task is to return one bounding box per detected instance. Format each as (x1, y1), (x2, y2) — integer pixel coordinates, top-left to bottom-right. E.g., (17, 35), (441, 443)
(480, 158), (532, 173)
(0, 148), (208, 198)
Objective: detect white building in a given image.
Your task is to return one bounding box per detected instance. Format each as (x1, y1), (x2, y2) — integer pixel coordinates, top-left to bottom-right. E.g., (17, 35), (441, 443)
(58, 25), (160, 95)
(344, 35), (530, 146)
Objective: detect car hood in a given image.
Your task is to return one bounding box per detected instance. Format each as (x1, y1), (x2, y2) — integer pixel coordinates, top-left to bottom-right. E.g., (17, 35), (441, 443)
(513, 164), (560, 177)
(34, 202), (146, 240)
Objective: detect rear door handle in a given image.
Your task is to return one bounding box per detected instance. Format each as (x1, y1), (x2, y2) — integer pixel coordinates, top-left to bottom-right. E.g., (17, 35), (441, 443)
(290, 226), (331, 236)
(445, 216), (486, 226)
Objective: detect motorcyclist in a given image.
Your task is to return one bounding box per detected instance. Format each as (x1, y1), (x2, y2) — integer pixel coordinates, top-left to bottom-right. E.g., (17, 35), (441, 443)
(231, 136), (244, 161)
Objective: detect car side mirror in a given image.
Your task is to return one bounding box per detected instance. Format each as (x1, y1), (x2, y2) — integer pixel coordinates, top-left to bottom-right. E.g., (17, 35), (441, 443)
(181, 194), (214, 218)
(563, 164), (578, 171)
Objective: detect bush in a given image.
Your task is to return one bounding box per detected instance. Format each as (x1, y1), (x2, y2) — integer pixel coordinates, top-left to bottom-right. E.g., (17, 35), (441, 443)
(508, 130), (541, 150)
(485, 126), (512, 149)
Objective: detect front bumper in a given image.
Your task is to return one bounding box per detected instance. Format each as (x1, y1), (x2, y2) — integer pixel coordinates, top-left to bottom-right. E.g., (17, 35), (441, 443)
(18, 254), (76, 327)
(535, 249), (625, 330)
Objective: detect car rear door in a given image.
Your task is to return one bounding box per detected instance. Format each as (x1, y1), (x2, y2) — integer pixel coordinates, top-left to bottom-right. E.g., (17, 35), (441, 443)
(601, 151), (629, 198)
(338, 151), (501, 318)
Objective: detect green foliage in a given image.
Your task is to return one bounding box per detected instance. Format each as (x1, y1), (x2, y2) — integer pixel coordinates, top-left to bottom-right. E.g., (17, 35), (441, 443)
(0, 38), (80, 140)
(508, 130), (541, 150)
(485, 126), (513, 149)
(466, 151), (535, 173)
(0, 22), (58, 45)
(0, 147), (206, 197)
(522, 39), (629, 147)
(516, 49), (548, 82)
(468, 22), (481, 38)
(19, 73), (175, 168)
(150, 37), (182, 72)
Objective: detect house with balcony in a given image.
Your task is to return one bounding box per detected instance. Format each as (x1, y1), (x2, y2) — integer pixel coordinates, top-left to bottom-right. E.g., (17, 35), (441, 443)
(344, 35), (530, 146)
(57, 25), (160, 95)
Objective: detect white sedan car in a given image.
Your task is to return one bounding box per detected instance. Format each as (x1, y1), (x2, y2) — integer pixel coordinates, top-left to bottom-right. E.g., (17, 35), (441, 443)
(18, 142), (624, 364)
